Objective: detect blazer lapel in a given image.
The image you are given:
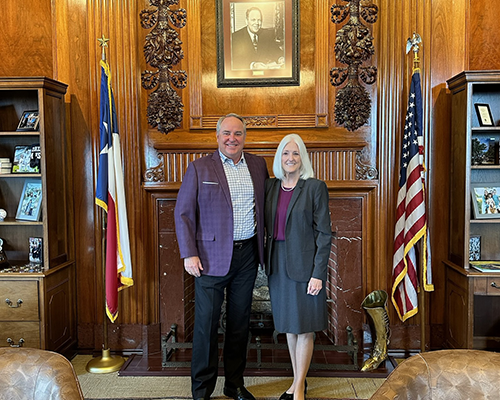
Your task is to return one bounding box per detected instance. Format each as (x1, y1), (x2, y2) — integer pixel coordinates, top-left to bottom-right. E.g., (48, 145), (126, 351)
(268, 179), (281, 237)
(211, 151), (232, 208)
(286, 179), (305, 224)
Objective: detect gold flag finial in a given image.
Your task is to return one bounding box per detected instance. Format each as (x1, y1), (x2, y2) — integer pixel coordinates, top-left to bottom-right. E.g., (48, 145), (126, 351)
(406, 32), (422, 72)
(97, 35), (109, 61)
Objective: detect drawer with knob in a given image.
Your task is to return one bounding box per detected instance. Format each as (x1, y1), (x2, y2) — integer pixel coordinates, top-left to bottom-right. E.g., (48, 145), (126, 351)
(0, 321), (40, 348)
(0, 280), (39, 321)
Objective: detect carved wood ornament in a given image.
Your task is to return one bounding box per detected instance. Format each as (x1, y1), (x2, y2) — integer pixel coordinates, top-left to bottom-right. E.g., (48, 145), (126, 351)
(140, 0), (187, 134)
(330, 0), (378, 131)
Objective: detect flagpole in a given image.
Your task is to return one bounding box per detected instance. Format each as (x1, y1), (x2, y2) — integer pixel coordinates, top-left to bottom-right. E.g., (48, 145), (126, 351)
(86, 35), (125, 374)
(407, 32), (427, 354)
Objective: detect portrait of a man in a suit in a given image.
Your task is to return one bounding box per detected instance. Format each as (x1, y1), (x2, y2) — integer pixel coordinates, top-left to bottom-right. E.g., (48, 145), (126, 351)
(231, 6), (284, 70)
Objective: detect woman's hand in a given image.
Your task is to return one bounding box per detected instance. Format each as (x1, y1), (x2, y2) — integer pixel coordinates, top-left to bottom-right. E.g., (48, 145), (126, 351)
(307, 277), (322, 296)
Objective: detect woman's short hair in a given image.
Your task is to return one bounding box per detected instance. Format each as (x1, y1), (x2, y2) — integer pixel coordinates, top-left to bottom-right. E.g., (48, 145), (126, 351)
(216, 113), (246, 135)
(272, 133), (314, 180)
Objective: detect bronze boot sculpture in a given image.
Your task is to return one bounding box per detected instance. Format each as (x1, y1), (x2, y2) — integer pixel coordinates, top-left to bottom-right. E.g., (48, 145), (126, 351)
(361, 290), (390, 371)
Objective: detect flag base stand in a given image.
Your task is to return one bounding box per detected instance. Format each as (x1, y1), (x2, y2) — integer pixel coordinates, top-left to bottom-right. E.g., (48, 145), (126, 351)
(86, 348), (125, 374)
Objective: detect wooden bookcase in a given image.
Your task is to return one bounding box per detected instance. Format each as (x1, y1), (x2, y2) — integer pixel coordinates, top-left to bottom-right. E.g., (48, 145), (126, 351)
(0, 77), (76, 356)
(445, 70), (500, 350)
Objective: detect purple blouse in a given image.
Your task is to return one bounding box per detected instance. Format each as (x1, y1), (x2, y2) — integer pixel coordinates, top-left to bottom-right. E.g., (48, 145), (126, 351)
(273, 185), (294, 240)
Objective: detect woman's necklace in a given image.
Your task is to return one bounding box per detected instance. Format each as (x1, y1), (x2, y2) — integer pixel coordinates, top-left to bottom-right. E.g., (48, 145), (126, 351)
(281, 181), (296, 192)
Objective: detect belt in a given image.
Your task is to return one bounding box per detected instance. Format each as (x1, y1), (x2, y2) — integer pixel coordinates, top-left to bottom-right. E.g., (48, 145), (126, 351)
(233, 236), (255, 249)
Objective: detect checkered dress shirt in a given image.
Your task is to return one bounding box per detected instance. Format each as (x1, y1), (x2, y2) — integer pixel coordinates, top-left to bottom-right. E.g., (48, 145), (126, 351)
(220, 151), (256, 241)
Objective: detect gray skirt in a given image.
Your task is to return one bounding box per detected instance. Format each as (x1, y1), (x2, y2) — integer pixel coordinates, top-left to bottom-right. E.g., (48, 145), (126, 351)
(268, 240), (327, 334)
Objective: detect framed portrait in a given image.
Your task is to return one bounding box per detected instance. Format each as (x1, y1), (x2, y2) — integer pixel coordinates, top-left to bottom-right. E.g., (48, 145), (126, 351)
(474, 103), (494, 127)
(470, 184), (500, 219)
(216, 0), (299, 87)
(11, 144), (40, 173)
(16, 179), (42, 221)
(16, 110), (40, 131)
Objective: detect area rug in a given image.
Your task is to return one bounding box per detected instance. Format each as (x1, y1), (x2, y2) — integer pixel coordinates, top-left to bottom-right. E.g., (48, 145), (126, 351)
(74, 355), (377, 400)
(85, 398), (361, 400)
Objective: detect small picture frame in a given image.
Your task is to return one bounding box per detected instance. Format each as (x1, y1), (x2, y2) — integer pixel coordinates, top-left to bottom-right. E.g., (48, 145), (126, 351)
(471, 137), (497, 165)
(469, 235), (481, 261)
(16, 110), (40, 132)
(470, 184), (500, 219)
(12, 145), (40, 173)
(474, 103), (494, 127)
(16, 179), (42, 221)
(29, 237), (43, 264)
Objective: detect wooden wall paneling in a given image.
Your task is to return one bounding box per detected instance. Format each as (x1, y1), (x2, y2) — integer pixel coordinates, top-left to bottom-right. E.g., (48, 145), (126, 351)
(469, 1), (500, 70)
(315, 0), (329, 127)
(0, 0), (54, 77)
(187, 0), (323, 128)
(88, 0), (145, 334)
(187, 0), (203, 128)
(427, 0), (467, 348)
(371, 0), (430, 349)
(53, 0), (96, 350)
(374, 0), (405, 323)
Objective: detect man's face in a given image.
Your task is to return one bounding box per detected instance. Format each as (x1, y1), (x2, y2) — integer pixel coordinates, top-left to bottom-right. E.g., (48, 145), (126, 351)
(246, 9), (262, 34)
(216, 116), (246, 162)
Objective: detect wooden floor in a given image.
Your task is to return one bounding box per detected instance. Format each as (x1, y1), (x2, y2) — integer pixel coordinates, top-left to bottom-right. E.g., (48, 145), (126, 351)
(120, 330), (397, 378)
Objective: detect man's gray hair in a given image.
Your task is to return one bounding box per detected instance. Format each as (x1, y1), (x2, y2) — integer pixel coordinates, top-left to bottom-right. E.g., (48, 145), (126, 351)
(216, 113), (247, 135)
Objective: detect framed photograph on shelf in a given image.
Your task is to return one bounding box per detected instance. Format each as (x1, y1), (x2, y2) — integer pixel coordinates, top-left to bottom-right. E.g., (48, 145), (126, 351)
(12, 144), (40, 173)
(471, 137), (497, 165)
(469, 235), (481, 261)
(474, 103), (495, 127)
(16, 179), (42, 221)
(216, 0), (299, 87)
(16, 110), (40, 131)
(29, 237), (43, 264)
(470, 184), (500, 219)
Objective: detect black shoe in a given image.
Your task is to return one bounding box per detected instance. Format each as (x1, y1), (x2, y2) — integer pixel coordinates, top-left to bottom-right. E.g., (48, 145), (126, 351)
(223, 386), (256, 400)
(279, 391), (293, 400)
(279, 379), (307, 400)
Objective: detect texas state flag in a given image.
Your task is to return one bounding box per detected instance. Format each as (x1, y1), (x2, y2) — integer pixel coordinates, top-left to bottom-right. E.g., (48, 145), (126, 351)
(96, 59), (133, 323)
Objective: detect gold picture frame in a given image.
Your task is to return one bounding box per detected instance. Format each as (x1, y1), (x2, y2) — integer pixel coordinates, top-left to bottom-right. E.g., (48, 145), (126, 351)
(216, 0), (299, 87)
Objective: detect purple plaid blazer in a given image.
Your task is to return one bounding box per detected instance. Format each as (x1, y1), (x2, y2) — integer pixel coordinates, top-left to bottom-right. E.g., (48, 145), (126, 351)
(174, 151), (268, 276)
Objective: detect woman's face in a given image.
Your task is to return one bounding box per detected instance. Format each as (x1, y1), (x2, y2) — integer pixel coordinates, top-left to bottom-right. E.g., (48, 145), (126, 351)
(281, 140), (301, 176)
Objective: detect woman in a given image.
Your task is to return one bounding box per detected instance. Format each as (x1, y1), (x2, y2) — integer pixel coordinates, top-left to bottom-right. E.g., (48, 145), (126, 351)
(265, 134), (331, 400)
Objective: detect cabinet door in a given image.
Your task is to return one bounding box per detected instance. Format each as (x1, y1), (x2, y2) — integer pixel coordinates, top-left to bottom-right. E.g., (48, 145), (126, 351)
(445, 268), (472, 349)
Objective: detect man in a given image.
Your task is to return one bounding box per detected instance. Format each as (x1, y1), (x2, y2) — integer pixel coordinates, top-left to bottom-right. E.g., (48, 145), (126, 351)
(231, 7), (284, 70)
(174, 113), (268, 400)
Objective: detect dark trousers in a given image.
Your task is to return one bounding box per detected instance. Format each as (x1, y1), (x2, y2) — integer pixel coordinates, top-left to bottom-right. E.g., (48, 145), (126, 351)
(191, 238), (258, 399)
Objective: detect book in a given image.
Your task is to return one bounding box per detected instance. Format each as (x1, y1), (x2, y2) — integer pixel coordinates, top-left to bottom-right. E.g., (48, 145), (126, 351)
(470, 261), (500, 273)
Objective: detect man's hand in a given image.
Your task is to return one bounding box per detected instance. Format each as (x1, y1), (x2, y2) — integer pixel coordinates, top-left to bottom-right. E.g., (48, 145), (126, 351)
(184, 256), (203, 277)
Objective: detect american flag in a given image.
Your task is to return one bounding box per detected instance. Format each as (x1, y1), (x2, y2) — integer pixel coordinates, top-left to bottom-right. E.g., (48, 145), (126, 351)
(391, 70), (433, 322)
(96, 59), (134, 323)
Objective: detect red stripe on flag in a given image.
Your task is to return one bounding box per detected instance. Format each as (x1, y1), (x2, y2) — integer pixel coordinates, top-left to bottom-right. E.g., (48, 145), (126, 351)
(106, 194), (119, 320)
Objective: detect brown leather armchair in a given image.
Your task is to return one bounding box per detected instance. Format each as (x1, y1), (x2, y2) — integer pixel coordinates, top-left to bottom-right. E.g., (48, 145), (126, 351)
(0, 347), (84, 399)
(370, 349), (500, 399)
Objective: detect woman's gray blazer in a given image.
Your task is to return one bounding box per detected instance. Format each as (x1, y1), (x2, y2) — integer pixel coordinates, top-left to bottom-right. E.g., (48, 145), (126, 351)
(264, 177), (332, 282)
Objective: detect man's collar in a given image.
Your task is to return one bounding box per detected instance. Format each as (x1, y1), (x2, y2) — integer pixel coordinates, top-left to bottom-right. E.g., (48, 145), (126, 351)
(246, 27), (258, 37)
(219, 150), (245, 165)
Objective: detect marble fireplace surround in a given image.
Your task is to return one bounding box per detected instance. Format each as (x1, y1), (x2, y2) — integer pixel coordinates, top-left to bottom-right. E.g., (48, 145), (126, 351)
(144, 137), (377, 350)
